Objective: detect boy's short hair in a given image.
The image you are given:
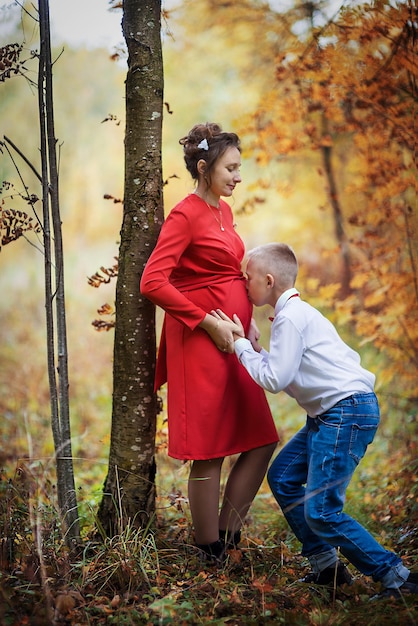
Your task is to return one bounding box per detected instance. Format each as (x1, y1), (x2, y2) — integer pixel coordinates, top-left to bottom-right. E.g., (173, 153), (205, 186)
(247, 243), (298, 289)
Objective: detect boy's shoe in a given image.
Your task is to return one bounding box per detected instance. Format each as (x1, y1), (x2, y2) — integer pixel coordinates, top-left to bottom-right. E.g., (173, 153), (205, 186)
(300, 562), (353, 587)
(370, 572), (418, 601)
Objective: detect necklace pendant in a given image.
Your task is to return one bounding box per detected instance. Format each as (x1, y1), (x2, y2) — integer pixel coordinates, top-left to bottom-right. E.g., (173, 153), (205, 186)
(203, 198), (225, 231)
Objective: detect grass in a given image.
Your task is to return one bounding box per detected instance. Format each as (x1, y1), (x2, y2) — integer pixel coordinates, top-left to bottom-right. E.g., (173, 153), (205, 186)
(0, 421), (417, 625)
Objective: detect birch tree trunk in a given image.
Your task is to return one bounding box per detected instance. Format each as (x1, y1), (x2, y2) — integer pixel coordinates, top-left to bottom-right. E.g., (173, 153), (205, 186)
(97, 0), (164, 536)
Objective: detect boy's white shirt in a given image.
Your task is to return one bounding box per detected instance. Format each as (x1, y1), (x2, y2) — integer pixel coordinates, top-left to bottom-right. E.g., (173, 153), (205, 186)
(234, 289), (375, 418)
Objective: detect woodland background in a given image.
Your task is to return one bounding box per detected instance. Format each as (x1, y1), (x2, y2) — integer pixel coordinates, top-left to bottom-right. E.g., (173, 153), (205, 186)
(0, 0), (417, 624)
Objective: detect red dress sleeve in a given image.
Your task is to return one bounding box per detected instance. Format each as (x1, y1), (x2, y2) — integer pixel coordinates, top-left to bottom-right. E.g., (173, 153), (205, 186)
(140, 204), (207, 330)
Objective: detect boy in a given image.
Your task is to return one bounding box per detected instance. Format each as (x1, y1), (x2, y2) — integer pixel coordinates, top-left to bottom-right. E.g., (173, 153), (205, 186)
(214, 242), (417, 599)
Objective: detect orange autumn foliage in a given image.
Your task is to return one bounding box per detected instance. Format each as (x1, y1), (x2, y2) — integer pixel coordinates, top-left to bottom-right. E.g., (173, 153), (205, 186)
(236, 1), (417, 419)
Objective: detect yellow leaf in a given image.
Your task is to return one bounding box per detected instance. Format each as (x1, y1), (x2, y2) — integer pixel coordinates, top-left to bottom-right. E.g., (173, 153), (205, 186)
(305, 277), (320, 292)
(350, 273), (369, 289)
(318, 283), (341, 301)
(364, 291), (386, 308)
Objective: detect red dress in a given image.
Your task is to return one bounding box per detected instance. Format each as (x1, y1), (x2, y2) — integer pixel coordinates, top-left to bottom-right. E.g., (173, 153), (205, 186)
(140, 194), (278, 460)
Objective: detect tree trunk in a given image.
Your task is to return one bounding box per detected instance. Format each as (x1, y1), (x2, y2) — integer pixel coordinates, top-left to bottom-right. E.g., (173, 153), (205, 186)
(321, 114), (352, 297)
(38, 0), (80, 546)
(97, 0), (164, 536)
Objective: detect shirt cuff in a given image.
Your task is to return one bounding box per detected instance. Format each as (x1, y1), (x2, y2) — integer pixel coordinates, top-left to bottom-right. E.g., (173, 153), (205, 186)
(234, 337), (253, 357)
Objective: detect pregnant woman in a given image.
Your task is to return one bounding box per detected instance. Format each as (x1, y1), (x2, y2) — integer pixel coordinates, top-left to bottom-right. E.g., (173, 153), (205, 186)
(140, 122), (278, 563)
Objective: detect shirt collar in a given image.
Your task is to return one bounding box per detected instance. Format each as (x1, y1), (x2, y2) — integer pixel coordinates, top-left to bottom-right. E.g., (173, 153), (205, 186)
(274, 287), (300, 316)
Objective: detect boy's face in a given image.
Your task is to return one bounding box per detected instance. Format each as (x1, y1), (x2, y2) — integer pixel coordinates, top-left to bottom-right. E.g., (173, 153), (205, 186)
(245, 258), (269, 306)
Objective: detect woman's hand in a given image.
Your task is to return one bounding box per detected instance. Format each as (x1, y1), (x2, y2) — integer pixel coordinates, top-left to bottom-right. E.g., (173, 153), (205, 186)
(214, 311), (263, 353)
(199, 313), (236, 353)
(211, 309), (245, 345)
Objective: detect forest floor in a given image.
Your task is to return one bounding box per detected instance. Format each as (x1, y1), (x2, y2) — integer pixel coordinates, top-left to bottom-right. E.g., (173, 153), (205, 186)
(0, 446), (417, 625)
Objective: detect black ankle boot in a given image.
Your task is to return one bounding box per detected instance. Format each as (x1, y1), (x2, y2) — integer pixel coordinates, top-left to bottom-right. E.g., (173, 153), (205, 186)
(196, 539), (226, 564)
(219, 529), (241, 550)
(299, 563), (353, 586)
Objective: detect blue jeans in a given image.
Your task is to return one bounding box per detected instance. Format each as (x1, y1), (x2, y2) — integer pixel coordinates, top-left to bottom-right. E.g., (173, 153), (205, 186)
(268, 393), (409, 588)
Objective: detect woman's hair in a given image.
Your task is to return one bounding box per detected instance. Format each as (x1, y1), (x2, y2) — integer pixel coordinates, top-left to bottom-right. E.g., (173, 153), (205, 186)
(179, 122), (241, 183)
(247, 243), (298, 290)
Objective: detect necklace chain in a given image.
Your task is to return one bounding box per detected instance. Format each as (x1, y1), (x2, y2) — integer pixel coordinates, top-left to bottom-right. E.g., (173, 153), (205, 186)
(194, 192), (225, 231)
(205, 201), (224, 231)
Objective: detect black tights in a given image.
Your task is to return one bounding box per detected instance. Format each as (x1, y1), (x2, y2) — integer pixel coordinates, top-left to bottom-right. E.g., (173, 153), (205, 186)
(188, 443), (276, 545)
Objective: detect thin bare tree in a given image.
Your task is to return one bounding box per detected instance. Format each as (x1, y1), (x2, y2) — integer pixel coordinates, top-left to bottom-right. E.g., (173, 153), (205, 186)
(38, 0), (80, 545)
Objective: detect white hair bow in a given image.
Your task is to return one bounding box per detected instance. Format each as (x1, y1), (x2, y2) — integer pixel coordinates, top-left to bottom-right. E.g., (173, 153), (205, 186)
(197, 138), (209, 151)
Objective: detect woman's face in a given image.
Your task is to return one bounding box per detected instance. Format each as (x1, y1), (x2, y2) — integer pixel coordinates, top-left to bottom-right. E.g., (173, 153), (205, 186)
(209, 146), (242, 198)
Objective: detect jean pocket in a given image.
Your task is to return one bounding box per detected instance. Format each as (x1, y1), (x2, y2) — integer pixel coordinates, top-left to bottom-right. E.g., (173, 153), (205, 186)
(349, 423), (378, 465)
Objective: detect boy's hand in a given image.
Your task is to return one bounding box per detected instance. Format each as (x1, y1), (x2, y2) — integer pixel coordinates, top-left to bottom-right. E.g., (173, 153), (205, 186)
(248, 318), (260, 345)
(247, 317), (262, 352)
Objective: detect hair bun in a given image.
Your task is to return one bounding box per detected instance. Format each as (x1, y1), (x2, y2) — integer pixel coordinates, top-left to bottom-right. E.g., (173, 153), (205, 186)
(179, 122), (223, 149)
(179, 122), (240, 182)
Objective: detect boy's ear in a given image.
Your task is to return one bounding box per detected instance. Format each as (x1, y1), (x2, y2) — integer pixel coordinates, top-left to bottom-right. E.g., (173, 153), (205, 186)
(266, 273), (275, 288)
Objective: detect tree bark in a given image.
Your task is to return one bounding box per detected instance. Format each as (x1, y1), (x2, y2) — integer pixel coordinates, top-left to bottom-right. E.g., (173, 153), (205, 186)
(38, 0), (80, 546)
(97, 0), (164, 536)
